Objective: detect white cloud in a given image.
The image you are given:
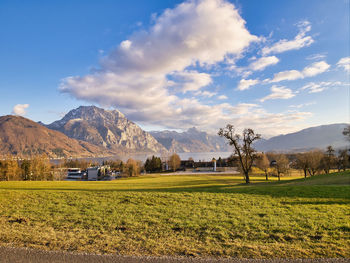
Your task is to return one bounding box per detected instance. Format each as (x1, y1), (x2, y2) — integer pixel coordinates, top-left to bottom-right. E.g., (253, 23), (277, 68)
(301, 83), (325, 93)
(237, 78), (260, 90)
(12, 104), (29, 116)
(248, 56), (279, 71)
(194, 90), (216, 97)
(260, 86), (295, 102)
(270, 70), (304, 83)
(337, 57), (350, 72)
(172, 70), (212, 93)
(218, 95), (228, 100)
(262, 20), (314, 55)
(270, 61), (330, 83)
(302, 61), (330, 77)
(301, 81), (344, 93)
(241, 71), (253, 78)
(120, 40), (132, 50)
(60, 0), (259, 131)
(306, 53), (326, 60)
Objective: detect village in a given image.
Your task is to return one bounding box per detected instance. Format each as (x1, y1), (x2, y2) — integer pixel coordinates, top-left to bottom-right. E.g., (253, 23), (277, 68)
(65, 156), (239, 181)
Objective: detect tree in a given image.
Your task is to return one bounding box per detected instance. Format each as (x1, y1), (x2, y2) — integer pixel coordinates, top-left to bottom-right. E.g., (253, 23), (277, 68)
(20, 159), (31, 180)
(320, 146), (335, 174)
(305, 150), (323, 176)
(169, 153), (181, 172)
(0, 156), (20, 181)
(295, 153), (309, 178)
(30, 155), (52, 180)
(336, 149), (349, 171)
(255, 153), (270, 180)
(274, 154), (289, 181)
(144, 155), (162, 173)
(103, 159), (124, 172)
(218, 124), (261, 184)
(124, 158), (141, 177)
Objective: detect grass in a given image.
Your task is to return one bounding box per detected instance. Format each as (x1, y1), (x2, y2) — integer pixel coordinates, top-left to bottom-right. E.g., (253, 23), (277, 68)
(0, 171), (349, 258)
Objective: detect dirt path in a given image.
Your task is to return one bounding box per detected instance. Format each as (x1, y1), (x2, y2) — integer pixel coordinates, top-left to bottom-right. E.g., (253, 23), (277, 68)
(0, 247), (348, 263)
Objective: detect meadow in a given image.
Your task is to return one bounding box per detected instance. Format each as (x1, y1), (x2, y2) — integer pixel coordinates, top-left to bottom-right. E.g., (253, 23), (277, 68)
(0, 172), (349, 258)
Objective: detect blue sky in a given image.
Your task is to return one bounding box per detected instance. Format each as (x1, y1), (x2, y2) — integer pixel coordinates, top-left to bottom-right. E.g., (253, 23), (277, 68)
(0, 0), (349, 136)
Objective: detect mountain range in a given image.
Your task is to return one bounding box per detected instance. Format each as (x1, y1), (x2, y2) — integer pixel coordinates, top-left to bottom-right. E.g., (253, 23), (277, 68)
(150, 128), (230, 152)
(0, 105), (348, 158)
(47, 106), (167, 154)
(254, 123), (349, 152)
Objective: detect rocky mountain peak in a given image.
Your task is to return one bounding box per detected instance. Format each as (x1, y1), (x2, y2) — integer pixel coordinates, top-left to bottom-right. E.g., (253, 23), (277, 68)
(47, 105), (167, 153)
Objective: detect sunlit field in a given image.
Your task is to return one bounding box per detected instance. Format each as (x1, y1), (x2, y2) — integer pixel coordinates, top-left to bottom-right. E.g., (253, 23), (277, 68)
(0, 171), (349, 258)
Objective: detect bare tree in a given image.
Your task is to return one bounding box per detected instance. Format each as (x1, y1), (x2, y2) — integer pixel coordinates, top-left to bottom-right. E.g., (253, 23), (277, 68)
(336, 149), (349, 171)
(295, 153), (309, 178)
(255, 153), (270, 180)
(218, 124), (261, 184)
(268, 153), (289, 181)
(274, 154), (289, 181)
(305, 150), (323, 176)
(320, 146), (335, 174)
(124, 158), (141, 177)
(169, 153), (181, 172)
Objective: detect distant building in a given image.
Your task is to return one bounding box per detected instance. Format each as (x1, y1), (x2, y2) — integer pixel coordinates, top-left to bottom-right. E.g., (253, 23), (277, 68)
(87, 167), (99, 181)
(67, 168), (83, 180)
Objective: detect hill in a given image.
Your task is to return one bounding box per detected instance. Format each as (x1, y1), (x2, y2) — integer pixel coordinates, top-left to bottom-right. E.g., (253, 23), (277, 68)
(0, 115), (106, 158)
(254, 123), (349, 152)
(47, 106), (167, 154)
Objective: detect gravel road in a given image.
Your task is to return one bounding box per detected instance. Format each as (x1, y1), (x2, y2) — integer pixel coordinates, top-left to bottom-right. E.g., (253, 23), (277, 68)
(0, 247), (348, 263)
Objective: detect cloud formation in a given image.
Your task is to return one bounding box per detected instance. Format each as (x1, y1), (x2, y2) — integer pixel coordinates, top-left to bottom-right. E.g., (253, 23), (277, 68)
(301, 81), (344, 93)
(237, 78), (259, 90)
(218, 95), (228, 100)
(59, 0), (312, 135)
(171, 70), (212, 93)
(262, 21), (314, 55)
(248, 56), (279, 71)
(61, 0), (259, 130)
(260, 86), (295, 102)
(337, 57), (350, 72)
(270, 61), (330, 83)
(12, 104), (29, 116)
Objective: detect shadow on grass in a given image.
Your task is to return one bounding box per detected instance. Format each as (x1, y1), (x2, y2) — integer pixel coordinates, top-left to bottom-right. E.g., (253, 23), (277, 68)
(1, 172), (349, 200)
(1, 183), (350, 200)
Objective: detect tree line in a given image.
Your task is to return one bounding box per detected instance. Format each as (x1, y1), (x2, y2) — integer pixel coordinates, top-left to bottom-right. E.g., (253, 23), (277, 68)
(0, 154), (52, 181)
(0, 153), (182, 181)
(219, 124), (350, 183)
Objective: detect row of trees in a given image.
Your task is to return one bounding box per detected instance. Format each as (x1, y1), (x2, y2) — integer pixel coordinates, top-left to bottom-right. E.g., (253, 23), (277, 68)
(255, 153), (290, 181)
(0, 155), (52, 181)
(254, 148), (349, 182)
(295, 147), (349, 176)
(0, 153), (183, 181)
(219, 124), (350, 184)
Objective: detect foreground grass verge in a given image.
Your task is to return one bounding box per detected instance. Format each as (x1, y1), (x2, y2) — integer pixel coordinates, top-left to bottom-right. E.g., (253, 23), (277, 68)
(0, 172), (349, 258)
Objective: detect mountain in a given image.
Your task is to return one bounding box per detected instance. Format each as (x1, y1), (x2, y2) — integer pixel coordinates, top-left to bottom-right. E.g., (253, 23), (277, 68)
(150, 127), (230, 152)
(254, 123), (349, 152)
(47, 106), (167, 153)
(0, 115), (106, 158)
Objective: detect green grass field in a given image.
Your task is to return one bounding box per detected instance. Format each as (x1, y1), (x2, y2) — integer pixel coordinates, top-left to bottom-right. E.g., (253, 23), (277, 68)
(0, 172), (349, 258)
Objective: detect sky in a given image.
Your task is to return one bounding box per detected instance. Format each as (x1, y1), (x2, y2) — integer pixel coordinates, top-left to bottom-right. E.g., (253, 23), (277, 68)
(0, 0), (349, 137)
